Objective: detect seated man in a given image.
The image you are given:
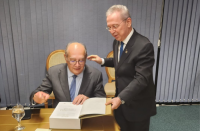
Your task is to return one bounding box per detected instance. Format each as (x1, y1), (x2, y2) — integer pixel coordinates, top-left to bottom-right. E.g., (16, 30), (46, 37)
(30, 42), (106, 107)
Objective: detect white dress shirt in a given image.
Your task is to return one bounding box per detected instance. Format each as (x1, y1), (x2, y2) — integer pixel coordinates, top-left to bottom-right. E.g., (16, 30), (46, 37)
(67, 67), (83, 97)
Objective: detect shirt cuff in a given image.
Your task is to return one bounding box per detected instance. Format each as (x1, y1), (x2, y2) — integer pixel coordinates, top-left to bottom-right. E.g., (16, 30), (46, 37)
(101, 58), (105, 65)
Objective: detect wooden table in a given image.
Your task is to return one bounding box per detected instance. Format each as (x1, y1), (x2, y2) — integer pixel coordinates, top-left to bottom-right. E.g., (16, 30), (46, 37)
(0, 108), (119, 131)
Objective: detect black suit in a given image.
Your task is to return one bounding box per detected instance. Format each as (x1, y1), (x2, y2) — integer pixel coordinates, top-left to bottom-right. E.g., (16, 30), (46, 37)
(30, 64), (106, 107)
(103, 30), (156, 130)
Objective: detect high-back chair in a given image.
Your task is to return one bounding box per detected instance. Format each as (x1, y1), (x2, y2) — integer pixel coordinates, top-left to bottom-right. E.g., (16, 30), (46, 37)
(104, 51), (116, 97)
(46, 50), (66, 70)
(105, 51), (115, 83)
(45, 50), (66, 108)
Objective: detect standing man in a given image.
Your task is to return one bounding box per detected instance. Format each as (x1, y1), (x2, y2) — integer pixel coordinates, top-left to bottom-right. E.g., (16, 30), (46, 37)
(30, 42), (106, 107)
(88, 5), (156, 131)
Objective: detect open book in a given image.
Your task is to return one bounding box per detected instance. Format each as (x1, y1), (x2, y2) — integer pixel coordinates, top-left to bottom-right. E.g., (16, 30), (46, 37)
(50, 98), (111, 119)
(49, 98), (112, 129)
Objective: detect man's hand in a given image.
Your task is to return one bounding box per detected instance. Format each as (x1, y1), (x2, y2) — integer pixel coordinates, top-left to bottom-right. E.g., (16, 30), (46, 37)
(33, 91), (50, 104)
(73, 94), (89, 105)
(87, 55), (102, 64)
(105, 97), (121, 110)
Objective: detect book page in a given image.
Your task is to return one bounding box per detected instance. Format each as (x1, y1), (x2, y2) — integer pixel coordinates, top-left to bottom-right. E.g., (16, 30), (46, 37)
(50, 102), (82, 119)
(79, 98), (106, 118)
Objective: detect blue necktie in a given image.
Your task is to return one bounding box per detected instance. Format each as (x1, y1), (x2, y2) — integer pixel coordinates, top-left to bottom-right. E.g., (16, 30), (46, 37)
(70, 75), (77, 102)
(120, 42), (124, 58)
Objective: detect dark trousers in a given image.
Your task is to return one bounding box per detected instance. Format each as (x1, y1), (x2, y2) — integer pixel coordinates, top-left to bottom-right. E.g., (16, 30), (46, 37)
(114, 106), (150, 131)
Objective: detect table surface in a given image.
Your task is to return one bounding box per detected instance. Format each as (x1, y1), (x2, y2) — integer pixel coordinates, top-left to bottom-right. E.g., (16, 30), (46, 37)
(0, 107), (119, 131)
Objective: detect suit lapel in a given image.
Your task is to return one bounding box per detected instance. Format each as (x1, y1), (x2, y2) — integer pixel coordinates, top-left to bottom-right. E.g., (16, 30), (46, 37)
(114, 41), (119, 68)
(59, 64), (71, 101)
(78, 65), (91, 94)
(116, 30), (138, 71)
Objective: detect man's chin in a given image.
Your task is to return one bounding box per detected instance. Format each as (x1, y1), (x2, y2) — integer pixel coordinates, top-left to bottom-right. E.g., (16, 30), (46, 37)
(115, 37), (121, 41)
(73, 69), (83, 75)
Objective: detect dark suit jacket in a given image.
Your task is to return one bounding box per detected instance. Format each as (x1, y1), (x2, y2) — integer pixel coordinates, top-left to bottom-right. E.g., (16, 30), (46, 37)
(30, 63), (106, 107)
(103, 29), (156, 122)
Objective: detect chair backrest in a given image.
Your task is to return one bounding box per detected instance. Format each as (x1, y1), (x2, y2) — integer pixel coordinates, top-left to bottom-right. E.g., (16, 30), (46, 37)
(104, 81), (116, 98)
(46, 50), (66, 70)
(105, 51), (115, 83)
(45, 50), (66, 108)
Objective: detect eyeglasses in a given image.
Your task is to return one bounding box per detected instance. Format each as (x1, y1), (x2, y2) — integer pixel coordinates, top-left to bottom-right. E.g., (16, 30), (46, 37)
(68, 59), (85, 65)
(106, 18), (128, 31)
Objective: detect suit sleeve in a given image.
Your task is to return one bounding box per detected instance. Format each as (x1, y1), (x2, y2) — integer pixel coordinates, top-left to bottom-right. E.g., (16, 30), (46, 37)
(93, 72), (106, 97)
(29, 70), (53, 104)
(118, 43), (155, 102)
(102, 58), (115, 67)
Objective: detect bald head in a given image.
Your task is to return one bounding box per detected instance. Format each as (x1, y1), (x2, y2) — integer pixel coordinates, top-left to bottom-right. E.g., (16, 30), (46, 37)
(64, 42), (87, 75)
(65, 42), (87, 58)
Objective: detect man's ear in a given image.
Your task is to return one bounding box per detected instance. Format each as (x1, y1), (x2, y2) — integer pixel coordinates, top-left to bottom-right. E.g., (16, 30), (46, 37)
(127, 17), (132, 28)
(64, 54), (68, 63)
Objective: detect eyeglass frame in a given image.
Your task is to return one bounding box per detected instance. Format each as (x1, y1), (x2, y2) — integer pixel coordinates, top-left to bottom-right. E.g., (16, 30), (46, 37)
(106, 17), (129, 31)
(67, 59), (86, 65)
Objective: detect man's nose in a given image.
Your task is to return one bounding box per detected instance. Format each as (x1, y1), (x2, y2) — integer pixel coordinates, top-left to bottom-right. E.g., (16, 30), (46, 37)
(75, 61), (80, 66)
(110, 29), (115, 34)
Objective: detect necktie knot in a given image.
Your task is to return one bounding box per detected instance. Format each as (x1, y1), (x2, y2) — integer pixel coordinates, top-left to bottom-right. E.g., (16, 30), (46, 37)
(121, 41), (124, 46)
(72, 75), (77, 79)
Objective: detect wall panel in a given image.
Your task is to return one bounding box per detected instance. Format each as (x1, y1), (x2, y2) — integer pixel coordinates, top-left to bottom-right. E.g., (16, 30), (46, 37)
(0, 0), (162, 106)
(156, 0), (200, 102)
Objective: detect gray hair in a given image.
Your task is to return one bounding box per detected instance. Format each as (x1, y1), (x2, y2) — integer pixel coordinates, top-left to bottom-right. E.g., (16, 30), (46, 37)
(65, 42), (87, 58)
(106, 5), (131, 20)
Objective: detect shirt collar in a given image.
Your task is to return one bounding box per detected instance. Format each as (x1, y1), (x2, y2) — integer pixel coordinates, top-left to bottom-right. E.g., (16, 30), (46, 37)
(67, 66), (84, 78)
(122, 28), (134, 45)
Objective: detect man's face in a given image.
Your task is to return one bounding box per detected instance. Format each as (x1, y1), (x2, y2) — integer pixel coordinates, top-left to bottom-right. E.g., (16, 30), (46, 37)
(106, 12), (131, 41)
(65, 45), (86, 75)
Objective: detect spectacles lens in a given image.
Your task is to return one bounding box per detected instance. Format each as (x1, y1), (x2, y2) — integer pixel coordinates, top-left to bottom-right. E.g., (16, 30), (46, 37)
(113, 25), (118, 29)
(70, 60), (76, 65)
(106, 25), (119, 31)
(79, 60), (84, 64)
(106, 27), (111, 31)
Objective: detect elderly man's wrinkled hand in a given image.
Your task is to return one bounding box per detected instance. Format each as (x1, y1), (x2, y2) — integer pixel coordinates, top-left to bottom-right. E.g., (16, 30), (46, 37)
(105, 97), (121, 110)
(73, 94), (89, 105)
(33, 91), (50, 104)
(87, 55), (102, 64)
